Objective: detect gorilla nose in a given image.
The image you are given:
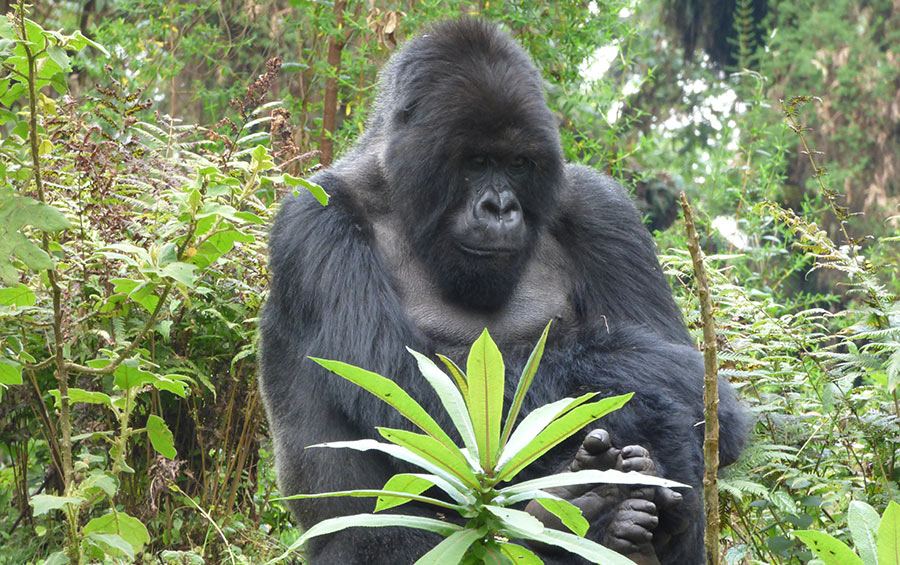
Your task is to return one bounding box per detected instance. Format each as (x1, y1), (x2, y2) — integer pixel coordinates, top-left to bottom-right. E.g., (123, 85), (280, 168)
(473, 189), (523, 233)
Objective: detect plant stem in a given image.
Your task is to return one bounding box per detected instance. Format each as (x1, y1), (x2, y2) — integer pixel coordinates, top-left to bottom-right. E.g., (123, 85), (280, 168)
(680, 192), (720, 565)
(19, 1), (80, 560)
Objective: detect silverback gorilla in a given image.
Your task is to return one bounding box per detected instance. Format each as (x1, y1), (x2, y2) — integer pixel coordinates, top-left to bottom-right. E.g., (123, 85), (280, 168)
(260, 19), (746, 565)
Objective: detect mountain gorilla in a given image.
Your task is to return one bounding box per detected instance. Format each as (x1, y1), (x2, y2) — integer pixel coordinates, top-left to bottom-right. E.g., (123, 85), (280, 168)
(259, 18), (746, 565)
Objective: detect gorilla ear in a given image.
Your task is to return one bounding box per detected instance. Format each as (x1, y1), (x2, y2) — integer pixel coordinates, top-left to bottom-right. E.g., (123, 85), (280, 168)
(397, 98), (420, 124)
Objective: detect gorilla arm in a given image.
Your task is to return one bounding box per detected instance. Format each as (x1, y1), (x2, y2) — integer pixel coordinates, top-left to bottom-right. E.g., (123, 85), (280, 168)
(260, 174), (454, 562)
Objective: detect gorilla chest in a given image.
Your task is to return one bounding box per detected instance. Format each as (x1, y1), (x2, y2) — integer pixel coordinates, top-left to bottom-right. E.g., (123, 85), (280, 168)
(374, 224), (573, 349)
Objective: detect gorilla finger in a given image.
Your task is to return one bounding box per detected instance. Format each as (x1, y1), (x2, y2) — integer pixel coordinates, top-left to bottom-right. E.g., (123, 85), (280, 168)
(621, 497), (658, 515)
(655, 487), (684, 510)
(572, 445), (620, 471)
(629, 486), (656, 502)
(620, 444), (650, 460)
(611, 514), (656, 541)
(607, 538), (642, 555)
(582, 428), (612, 453)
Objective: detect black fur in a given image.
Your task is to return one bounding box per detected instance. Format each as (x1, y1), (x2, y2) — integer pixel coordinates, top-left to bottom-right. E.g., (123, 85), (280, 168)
(259, 19), (746, 564)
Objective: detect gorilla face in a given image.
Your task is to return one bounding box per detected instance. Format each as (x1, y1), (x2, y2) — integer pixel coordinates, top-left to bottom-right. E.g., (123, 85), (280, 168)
(378, 24), (564, 311)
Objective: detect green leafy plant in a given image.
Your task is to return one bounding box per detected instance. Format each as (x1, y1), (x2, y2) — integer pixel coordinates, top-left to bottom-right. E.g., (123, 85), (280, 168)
(275, 325), (687, 564)
(794, 501), (900, 565)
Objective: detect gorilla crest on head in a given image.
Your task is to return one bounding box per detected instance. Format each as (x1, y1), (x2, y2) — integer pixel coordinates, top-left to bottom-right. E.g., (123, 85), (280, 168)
(259, 17), (746, 565)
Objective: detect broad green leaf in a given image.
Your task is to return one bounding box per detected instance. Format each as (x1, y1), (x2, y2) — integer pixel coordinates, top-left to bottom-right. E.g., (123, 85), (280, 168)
(161, 261), (198, 288)
(499, 542), (542, 564)
(794, 530), (863, 565)
(0, 358), (22, 385)
(415, 527), (487, 565)
(500, 321), (551, 450)
(408, 349), (480, 468)
(878, 501), (900, 565)
(849, 500), (880, 565)
(129, 281), (160, 313)
(70, 30), (109, 55)
(84, 533), (134, 560)
(81, 472), (118, 497)
(436, 353), (468, 399)
(282, 489), (462, 513)
(283, 173), (330, 206)
(485, 505), (544, 535)
(498, 469), (688, 504)
(111, 278), (140, 295)
(113, 362), (156, 390)
(49, 388), (114, 408)
(467, 329), (505, 470)
(309, 439), (469, 493)
(146, 414), (177, 459)
(503, 521), (635, 565)
(190, 228), (253, 269)
(43, 552), (68, 565)
(312, 358), (460, 455)
(151, 374), (191, 397)
(535, 498), (589, 536)
(270, 513), (461, 565)
(30, 494), (85, 516)
(0, 284), (36, 306)
(23, 19), (47, 52)
(496, 393), (598, 471)
(10, 232), (53, 270)
(3, 193), (70, 231)
(378, 428), (478, 488)
(46, 45), (70, 71)
(497, 394), (633, 482)
(376, 474), (438, 512)
(82, 511), (150, 556)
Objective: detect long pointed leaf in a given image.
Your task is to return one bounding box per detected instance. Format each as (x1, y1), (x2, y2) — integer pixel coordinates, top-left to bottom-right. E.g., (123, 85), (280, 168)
(878, 501), (900, 565)
(415, 527), (487, 565)
(848, 500), (880, 565)
(534, 498), (589, 536)
(485, 505), (544, 535)
(382, 473), (474, 507)
(312, 358), (458, 452)
(467, 329), (505, 470)
(437, 353), (468, 400)
(500, 321), (551, 450)
(408, 349), (480, 468)
(378, 428), (480, 489)
(269, 514), (462, 564)
(497, 394), (633, 482)
(308, 439), (468, 492)
(499, 542), (542, 564)
(497, 469), (689, 503)
(281, 489), (463, 512)
(496, 393), (598, 471)
(502, 522), (635, 565)
(376, 475), (440, 513)
(794, 531), (863, 565)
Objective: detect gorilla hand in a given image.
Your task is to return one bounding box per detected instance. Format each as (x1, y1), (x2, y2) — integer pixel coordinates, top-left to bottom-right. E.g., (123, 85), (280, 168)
(604, 487), (661, 565)
(525, 428), (638, 529)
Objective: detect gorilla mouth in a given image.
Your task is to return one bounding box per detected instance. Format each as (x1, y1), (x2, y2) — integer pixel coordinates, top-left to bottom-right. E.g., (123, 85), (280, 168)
(458, 244), (517, 258)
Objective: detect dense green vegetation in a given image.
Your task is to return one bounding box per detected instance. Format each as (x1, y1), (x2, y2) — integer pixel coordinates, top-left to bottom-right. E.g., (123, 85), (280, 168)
(1, 0), (898, 563)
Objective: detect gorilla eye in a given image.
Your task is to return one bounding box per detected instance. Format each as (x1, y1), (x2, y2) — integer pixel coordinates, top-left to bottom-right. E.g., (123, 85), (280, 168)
(511, 156), (530, 171)
(469, 155), (488, 169)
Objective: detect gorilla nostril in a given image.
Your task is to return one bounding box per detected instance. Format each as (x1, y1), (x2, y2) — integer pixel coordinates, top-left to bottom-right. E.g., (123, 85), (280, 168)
(480, 199), (501, 218)
(476, 190), (522, 225)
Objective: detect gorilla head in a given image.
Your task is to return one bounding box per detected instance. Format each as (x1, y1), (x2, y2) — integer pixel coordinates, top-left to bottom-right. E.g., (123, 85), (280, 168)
(368, 20), (564, 311)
